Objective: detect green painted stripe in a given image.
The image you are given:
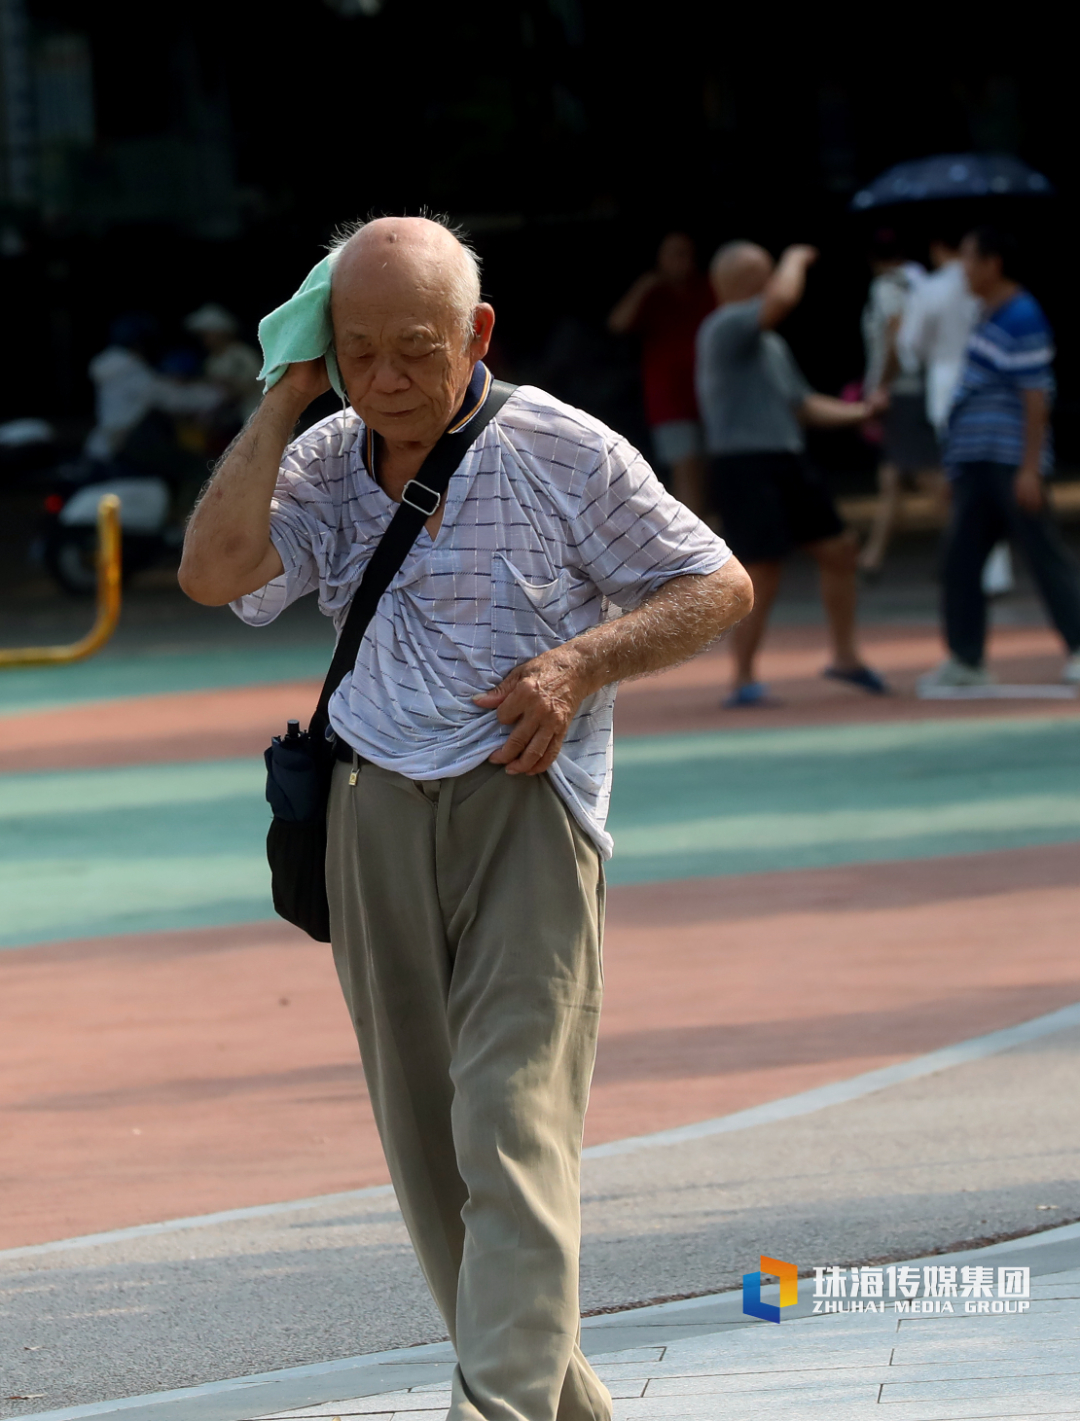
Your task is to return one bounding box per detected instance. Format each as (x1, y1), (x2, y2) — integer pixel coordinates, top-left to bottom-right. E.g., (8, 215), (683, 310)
(2, 714), (1079, 948)
(614, 793), (1080, 858)
(604, 713), (1080, 885)
(0, 854), (270, 946)
(0, 643), (331, 717)
(0, 759), (264, 819)
(0, 761), (264, 818)
(613, 713), (1080, 765)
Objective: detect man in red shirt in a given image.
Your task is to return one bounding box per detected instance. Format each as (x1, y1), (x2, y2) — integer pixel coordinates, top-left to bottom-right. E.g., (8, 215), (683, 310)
(609, 232), (715, 513)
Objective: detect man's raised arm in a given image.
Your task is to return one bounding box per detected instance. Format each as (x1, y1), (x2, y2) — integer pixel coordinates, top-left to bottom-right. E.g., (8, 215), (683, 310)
(179, 359), (330, 606)
(758, 245), (818, 330)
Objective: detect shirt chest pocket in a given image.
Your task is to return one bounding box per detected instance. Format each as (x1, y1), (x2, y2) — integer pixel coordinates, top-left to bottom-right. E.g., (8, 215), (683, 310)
(490, 554), (572, 679)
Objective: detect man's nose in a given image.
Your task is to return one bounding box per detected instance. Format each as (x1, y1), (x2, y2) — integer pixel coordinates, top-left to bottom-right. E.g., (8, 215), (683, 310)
(370, 359), (410, 393)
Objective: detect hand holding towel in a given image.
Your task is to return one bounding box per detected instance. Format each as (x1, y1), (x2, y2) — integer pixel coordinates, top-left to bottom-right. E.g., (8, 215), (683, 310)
(257, 254), (346, 399)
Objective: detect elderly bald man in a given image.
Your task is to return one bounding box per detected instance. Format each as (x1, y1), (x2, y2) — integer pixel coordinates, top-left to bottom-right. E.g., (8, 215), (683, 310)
(180, 217), (752, 1421)
(696, 241), (887, 705)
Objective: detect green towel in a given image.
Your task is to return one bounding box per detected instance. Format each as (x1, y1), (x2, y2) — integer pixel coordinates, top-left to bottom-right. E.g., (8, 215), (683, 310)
(257, 254), (345, 398)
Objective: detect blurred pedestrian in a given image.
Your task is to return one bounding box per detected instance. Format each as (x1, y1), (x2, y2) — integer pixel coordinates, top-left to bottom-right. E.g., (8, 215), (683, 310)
(919, 227), (1080, 690)
(608, 232), (714, 513)
(857, 230), (941, 578)
(697, 241), (889, 706)
(899, 235), (979, 435)
(85, 314), (222, 466)
(185, 303), (263, 426)
(899, 234), (1013, 596)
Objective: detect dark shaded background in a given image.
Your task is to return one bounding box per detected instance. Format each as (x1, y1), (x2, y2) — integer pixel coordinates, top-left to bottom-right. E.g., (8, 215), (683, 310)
(1, 1), (1075, 475)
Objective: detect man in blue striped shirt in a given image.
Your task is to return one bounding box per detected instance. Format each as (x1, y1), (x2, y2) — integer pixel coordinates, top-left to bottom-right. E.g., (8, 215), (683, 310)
(919, 228), (1080, 689)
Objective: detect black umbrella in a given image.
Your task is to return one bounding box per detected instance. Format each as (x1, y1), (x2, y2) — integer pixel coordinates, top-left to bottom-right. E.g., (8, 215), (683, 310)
(851, 153), (1053, 211)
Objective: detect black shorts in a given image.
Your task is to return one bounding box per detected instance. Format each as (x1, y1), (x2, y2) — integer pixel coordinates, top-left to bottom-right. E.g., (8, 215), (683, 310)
(709, 451), (845, 564)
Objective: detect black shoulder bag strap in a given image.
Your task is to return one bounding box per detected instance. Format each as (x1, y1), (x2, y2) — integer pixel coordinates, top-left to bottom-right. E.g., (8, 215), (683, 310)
(264, 376), (516, 943)
(310, 376), (517, 741)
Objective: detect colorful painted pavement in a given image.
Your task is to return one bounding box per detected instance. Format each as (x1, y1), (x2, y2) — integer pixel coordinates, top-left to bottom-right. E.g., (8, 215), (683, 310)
(2, 623), (1079, 1247)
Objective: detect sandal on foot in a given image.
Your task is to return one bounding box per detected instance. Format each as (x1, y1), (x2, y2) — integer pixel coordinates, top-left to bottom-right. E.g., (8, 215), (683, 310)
(724, 681), (772, 708)
(823, 665), (890, 695)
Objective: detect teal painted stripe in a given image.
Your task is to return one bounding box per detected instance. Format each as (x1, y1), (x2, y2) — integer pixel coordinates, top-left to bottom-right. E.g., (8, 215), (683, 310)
(0, 759), (264, 819)
(0, 855), (271, 945)
(0, 642), (332, 717)
(604, 714), (1080, 886)
(613, 713), (1079, 766)
(2, 715), (1079, 948)
(0, 760), (275, 947)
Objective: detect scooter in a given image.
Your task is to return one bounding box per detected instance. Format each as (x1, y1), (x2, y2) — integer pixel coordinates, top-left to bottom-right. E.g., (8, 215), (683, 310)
(41, 461), (177, 596)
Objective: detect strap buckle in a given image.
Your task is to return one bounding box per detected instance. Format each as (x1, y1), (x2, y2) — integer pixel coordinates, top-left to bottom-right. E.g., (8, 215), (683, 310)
(401, 479), (442, 517)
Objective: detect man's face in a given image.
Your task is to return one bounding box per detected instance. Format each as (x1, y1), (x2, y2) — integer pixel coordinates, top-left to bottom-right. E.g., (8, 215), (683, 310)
(928, 240), (956, 270)
(657, 233), (695, 281)
(960, 237), (999, 298)
(332, 270), (492, 446)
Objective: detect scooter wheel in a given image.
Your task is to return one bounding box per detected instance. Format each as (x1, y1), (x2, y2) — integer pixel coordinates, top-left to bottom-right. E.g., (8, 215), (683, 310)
(45, 528), (99, 597)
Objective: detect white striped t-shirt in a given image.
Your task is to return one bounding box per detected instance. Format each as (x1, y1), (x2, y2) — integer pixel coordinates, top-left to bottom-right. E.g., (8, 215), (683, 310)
(232, 380), (730, 857)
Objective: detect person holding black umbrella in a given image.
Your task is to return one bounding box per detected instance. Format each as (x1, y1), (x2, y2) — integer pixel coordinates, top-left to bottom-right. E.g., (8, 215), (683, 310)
(918, 227), (1080, 690)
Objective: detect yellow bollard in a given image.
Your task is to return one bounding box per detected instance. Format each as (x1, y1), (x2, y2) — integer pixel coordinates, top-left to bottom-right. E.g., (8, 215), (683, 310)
(0, 493), (123, 668)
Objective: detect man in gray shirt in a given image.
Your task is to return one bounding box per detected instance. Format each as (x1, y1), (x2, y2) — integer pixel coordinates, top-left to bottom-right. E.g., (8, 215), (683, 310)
(696, 241), (887, 705)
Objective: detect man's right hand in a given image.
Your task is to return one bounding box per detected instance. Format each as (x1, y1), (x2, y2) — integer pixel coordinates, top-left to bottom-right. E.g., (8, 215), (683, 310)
(781, 244), (819, 268)
(863, 388), (891, 418)
(760, 245), (819, 329)
(276, 356), (332, 408)
(1014, 465), (1044, 513)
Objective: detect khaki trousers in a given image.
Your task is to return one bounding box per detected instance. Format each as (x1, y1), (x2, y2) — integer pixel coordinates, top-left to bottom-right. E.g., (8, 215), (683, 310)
(325, 755), (611, 1421)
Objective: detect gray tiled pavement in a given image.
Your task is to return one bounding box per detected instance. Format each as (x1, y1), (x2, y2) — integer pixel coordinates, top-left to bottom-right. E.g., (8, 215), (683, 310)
(258, 1264), (1080, 1420)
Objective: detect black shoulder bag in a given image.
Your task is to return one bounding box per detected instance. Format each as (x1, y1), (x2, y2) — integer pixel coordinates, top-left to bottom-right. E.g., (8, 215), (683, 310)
(263, 379), (516, 942)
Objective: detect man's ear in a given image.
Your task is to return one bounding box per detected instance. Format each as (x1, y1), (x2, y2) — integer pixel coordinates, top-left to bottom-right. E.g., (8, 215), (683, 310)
(470, 303), (496, 359)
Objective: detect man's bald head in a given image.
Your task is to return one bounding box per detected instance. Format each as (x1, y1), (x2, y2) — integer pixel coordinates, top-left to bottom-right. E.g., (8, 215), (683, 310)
(709, 241), (774, 303)
(330, 216), (482, 350)
(327, 215), (495, 448)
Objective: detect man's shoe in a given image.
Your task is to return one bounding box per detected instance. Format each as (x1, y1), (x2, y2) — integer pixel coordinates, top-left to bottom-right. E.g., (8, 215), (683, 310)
(1063, 653), (1080, 685)
(724, 681), (771, 708)
(917, 658), (994, 693)
(823, 665), (890, 695)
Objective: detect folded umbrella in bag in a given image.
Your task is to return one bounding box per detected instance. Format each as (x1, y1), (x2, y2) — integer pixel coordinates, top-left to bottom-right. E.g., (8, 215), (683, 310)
(263, 375), (515, 942)
(265, 720), (336, 941)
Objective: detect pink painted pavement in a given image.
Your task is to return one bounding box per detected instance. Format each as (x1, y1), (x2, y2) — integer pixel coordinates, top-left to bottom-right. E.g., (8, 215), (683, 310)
(3, 843), (1079, 1248)
(3, 620), (1079, 1247)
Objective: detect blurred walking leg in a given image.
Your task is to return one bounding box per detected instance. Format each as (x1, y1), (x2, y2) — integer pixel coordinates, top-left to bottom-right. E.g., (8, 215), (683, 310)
(728, 560), (781, 692)
(858, 461), (902, 575)
(997, 464), (1080, 656)
(669, 453), (707, 517)
(942, 465), (1005, 669)
(808, 532), (861, 671)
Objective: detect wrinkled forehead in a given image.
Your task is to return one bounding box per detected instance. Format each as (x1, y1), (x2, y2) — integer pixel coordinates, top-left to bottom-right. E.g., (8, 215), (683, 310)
(331, 263), (461, 343)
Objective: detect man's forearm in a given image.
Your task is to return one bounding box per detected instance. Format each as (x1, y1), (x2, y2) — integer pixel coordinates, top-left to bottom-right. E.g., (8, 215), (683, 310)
(608, 274), (657, 334)
(179, 383), (305, 604)
(565, 564), (753, 697)
(477, 563), (753, 775)
(1021, 388), (1049, 473)
(800, 393), (872, 429)
(759, 246), (816, 330)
